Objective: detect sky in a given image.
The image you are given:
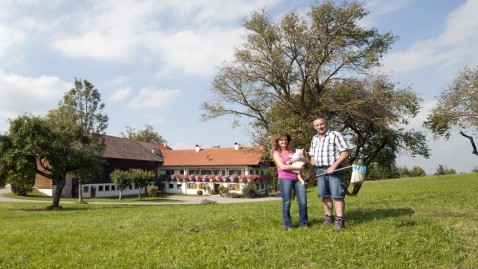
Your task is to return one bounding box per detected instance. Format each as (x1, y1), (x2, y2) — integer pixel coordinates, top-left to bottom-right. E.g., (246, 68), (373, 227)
(0, 0), (477, 174)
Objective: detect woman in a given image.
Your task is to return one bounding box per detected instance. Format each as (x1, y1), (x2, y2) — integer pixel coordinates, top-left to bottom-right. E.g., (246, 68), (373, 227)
(272, 132), (309, 230)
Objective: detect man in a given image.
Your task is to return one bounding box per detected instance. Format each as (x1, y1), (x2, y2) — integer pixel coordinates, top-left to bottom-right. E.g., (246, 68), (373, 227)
(309, 116), (350, 231)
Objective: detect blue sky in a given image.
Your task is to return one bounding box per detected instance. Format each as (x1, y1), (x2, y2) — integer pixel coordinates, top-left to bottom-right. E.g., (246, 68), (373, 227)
(0, 0), (477, 174)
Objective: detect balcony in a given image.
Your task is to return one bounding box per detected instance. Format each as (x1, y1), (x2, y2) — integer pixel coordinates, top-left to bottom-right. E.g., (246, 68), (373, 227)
(159, 174), (272, 183)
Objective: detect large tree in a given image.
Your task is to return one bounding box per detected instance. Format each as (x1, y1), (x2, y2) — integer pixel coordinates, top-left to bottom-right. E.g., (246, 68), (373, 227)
(424, 65), (478, 156)
(120, 124), (166, 144)
(0, 115), (51, 195)
(0, 78), (108, 208)
(201, 1), (429, 169)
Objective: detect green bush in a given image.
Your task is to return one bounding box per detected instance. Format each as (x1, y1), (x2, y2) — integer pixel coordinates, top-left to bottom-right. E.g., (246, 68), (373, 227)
(197, 190), (203, 195)
(200, 199), (217, 204)
(156, 181), (165, 192)
(241, 182), (257, 198)
(148, 185), (159, 197)
(10, 181), (33, 196)
(218, 185), (228, 196)
(224, 192), (242, 198)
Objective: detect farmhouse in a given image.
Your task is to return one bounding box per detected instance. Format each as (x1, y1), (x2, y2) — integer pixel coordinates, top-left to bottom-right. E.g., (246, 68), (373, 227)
(35, 135), (165, 198)
(159, 143), (272, 195)
(35, 137), (272, 198)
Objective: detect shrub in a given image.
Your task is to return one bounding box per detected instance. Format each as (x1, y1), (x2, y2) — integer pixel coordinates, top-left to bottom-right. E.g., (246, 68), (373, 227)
(148, 185), (159, 197)
(197, 190), (203, 195)
(241, 182), (257, 198)
(200, 199), (217, 204)
(223, 192), (242, 198)
(218, 185), (228, 196)
(10, 181), (33, 196)
(156, 181), (165, 192)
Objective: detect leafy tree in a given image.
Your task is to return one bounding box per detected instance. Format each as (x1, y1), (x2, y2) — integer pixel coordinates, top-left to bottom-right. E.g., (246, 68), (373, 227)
(55, 79), (108, 203)
(0, 175), (5, 189)
(0, 115), (52, 196)
(409, 166), (426, 177)
(434, 164), (457, 176)
(201, 1), (429, 170)
(110, 169), (130, 200)
(399, 166), (426, 178)
(366, 162), (400, 180)
(129, 168), (155, 199)
(399, 166), (411, 178)
(424, 65), (478, 156)
(0, 79), (108, 209)
(120, 124), (166, 144)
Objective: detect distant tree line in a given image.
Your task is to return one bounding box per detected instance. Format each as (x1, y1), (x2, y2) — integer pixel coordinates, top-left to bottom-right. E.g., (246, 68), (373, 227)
(365, 164), (468, 180)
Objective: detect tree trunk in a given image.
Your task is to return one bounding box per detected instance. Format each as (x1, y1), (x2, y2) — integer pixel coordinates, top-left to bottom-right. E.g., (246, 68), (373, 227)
(78, 182), (83, 203)
(52, 173), (66, 208)
(119, 190), (123, 200)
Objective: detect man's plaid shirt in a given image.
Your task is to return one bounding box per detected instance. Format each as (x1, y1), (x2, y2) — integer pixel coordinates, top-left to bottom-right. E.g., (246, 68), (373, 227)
(309, 129), (350, 166)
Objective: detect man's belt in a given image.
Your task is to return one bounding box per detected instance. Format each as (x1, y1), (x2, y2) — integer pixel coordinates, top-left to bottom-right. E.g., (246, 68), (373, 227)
(316, 165), (341, 169)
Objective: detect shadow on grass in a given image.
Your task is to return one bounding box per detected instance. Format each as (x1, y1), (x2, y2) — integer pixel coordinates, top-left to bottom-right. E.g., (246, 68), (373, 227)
(347, 207), (415, 224)
(8, 203), (147, 212)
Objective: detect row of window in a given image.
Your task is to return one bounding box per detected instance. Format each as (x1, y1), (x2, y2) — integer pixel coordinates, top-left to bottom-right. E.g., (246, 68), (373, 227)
(83, 184), (137, 193)
(164, 169), (264, 176)
(167, 183), (240, 190)
(166, 182), (267, 191)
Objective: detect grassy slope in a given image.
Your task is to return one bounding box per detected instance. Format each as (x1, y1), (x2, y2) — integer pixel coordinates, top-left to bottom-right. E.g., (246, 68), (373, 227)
(0, 174), (476, 269)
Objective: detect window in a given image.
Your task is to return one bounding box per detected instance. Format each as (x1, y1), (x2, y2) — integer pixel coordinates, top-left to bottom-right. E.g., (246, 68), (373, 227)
(229, 184), (238, 190)
(213, 169), (225, 175)
(177, 184), (182, 189)
(168, 184), (174, 189)
(83, 186), (89, 193)
(165, 170), (174, 175)
(229, 170), (242, 175)
(201, 170), (212, 175)
(111, 185), (116, 191)
(189, 170), (199, 175)
(249, 170), (253, 175)
(180, 169), (184, 175)
(99, 185), (103, 192)
(105, 185), (110, 191)
(188, 183), (196, 189)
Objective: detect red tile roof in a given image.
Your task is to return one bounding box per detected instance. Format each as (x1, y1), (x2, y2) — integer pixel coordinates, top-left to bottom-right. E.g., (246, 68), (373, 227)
(161, 146), (264, 166)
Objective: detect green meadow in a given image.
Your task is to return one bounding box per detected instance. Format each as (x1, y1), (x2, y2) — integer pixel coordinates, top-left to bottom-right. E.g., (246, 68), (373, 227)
(0, 174), (477, 269)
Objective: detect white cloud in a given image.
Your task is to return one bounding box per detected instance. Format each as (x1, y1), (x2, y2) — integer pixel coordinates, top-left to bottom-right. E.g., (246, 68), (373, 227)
(0, 24), (25, 59)
(48, 0), (276, 75)
(381, 0), (478, 74)
(149, 27), (243, 77)
(0, 72), (69, 128)
(361, 0), (411, 27)
(128, 87), (182, 109)
(110, 87), (132, 101)
(404, 99), (437, 130)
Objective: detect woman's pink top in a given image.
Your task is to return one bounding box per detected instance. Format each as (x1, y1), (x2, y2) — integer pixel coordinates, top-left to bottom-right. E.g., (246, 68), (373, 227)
(274, 149), (298, 180)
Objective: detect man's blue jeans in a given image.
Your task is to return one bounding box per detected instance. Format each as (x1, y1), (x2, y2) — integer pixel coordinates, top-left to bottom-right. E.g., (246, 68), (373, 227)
(279, 178), (308, 229)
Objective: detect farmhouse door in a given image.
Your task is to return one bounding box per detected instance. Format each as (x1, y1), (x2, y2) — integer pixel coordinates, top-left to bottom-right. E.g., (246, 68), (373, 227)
(91, 187), (96, 198)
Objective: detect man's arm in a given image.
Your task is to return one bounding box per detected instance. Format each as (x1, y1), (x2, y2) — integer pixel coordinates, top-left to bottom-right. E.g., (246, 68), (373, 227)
(327, 150), (350, 174)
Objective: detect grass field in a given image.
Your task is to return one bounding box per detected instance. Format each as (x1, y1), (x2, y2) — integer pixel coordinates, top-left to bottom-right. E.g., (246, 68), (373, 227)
(0, 174), (477, 268)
